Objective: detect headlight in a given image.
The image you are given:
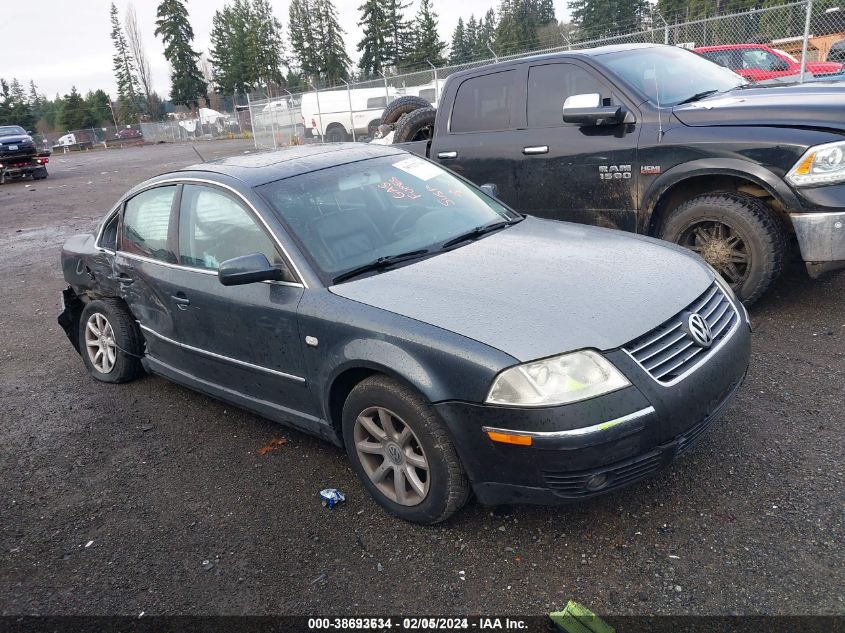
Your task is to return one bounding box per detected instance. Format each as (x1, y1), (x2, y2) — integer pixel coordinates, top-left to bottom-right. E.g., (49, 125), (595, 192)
(485, 350), (630, 407)
(787, 141), (845, 186)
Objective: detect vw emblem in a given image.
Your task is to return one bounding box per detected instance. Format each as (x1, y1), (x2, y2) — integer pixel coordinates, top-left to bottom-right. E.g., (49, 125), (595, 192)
(386, 443), (404, 464)
(686, 312), (713, 348)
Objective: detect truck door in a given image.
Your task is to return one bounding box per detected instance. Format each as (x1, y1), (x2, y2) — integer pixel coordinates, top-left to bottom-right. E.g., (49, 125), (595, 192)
(514, 61), (640, 232)
(430, 68), (526, 205)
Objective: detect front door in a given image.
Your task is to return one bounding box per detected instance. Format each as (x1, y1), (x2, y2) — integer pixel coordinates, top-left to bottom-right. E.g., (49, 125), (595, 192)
(166, 183), (316, 418)
(515, 61), (641, 232)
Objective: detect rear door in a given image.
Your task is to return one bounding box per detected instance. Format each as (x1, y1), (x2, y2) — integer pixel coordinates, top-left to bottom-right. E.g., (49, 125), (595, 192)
(430, 67), (526, 204)
(514, 61), (640, 231)
(113, 184), (187, 369)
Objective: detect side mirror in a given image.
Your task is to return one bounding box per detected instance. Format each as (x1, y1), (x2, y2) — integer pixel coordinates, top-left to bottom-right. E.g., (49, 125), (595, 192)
(480, 183), (499, 198)
(26, 130), (33, 136)
(218, 253), (288, 286)
(563, 93), (629, 126)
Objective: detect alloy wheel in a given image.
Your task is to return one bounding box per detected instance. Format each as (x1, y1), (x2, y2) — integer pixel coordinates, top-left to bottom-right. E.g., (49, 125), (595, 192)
(679, 219), (751, 287)
(84, 312), (117, 374)
(353, 406), (430, 506)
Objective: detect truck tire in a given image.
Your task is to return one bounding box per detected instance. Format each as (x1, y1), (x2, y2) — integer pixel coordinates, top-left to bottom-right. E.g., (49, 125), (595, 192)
(393, 106), (436, 143)
(325, 125), (348, 143)
(659, 191), (786, 305)
(380, 96), (431, 125)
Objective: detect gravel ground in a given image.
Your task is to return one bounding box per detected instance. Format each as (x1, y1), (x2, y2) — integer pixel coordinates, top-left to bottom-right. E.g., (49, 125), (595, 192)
(0, 140), (842, 617)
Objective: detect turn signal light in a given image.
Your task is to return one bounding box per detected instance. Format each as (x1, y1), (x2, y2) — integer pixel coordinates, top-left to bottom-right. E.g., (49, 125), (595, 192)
(794, 152), (816, 176)
(486, 430), (532, 446)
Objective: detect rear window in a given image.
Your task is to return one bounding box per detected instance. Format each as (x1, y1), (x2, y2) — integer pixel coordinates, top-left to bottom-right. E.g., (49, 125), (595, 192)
(121, 186), (177, 262)
(450, 70), (516, 133)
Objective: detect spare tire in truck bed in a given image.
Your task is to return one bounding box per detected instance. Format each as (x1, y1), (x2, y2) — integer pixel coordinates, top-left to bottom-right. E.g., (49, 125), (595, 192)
(380, 96), (432, 125)
(393, 106), (437, 143)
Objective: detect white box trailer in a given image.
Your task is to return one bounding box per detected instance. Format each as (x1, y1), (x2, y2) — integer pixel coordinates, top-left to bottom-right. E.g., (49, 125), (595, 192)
(301, 87), (399, 141)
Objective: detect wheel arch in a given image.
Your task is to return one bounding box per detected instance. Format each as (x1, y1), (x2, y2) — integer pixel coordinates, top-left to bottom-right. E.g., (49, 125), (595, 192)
(641, 160), (799, 236)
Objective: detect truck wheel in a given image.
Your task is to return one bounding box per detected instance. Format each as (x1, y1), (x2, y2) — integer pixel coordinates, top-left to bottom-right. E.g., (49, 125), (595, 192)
(78, 299), (144, 383)
(380, 96), (431, 125)
(342, 375), (470, 524)
(324, 125), (348, 143)
(393, 106), (436, 143)
(660, 192), (786, 305)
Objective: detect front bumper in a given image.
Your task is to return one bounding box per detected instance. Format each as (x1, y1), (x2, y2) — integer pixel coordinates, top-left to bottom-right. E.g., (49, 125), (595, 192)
(434, 301), (752, 506)
(789, 211), (845, 277)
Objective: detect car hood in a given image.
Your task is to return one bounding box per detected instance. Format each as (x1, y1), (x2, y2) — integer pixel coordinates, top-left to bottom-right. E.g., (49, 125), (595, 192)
(330, 217), (714, 362)
(673, 83), (845, 131)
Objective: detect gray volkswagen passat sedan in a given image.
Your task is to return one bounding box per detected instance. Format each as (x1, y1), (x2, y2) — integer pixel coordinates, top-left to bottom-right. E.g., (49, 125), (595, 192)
(59, 144), (751, 523)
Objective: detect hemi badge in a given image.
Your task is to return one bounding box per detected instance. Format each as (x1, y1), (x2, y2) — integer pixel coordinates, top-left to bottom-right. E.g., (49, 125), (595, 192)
(641, 165), (661, 175)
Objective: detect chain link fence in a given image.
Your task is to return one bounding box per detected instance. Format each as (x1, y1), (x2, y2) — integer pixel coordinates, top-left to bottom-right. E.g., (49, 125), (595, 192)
(249, 0), (845, 150)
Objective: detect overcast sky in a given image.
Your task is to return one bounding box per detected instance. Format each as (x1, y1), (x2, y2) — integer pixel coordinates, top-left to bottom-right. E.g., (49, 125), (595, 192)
(0, 0), (572, 100)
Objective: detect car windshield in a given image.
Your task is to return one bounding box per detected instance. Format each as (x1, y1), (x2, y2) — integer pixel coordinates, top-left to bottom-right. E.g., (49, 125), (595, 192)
(0, 126), (26, 137)
(600, 47), (747, 106)
(257, 155), (520, 283)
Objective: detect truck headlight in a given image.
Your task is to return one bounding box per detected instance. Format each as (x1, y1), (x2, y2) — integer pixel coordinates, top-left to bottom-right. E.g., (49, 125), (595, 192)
(486, 350), (630, 407)
(787, 141), (845, 186)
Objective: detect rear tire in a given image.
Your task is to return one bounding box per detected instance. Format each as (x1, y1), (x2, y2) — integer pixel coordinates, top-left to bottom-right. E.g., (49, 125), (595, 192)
(342, 375), (469, 524)
(393, 106), (436, 143)
(659, 191), (786, 305)
(78, 299), (144, 383)
(380, 96), (431, 125)
(324, 125), (348, 143)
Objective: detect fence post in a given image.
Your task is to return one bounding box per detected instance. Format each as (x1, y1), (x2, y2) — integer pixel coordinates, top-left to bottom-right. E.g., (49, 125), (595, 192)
(377, 71), (389, 105)
(486, 41), (498, 62)
(426, 61), (439, 103)
(309, 80), (323, 143)
(247, 93), (258, 149)
(800, 0), (813, 83)
(341, 78), (356, 142)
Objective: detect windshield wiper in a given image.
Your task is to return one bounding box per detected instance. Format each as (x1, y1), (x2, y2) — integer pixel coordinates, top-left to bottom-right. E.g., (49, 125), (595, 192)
(676, 89), (721, 105)
(332, 249), (430, 284)
(441, 218), (521, 249)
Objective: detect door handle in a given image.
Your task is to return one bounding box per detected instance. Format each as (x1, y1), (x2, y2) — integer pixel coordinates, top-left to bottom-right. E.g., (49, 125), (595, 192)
(522, 146), (549, 155)
(437, 151), (457, 159)
(114, 273), (134, 285)
(170, 294), (191, 309)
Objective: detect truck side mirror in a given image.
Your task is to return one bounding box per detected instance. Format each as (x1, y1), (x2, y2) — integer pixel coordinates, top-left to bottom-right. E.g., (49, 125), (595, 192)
(563, 93), (631, 126)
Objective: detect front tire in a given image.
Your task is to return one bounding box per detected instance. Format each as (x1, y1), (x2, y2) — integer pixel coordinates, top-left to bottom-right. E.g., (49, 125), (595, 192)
(342, 375), (469, 524)
(659, 192), (786, 305)
(78, 299), (144, 383)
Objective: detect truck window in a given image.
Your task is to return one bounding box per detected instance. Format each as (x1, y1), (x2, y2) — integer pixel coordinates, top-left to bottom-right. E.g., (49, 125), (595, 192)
(450, 70), (516, 133)
(527, 63), (605, 128)
(366, 97), (387, 109)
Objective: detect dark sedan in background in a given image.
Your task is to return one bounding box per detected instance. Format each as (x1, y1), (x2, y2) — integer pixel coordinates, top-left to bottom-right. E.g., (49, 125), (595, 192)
(58, 144), (751, 523)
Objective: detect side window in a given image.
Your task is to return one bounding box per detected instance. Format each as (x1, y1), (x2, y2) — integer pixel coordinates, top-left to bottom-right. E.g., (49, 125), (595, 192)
(527, 64), (606, 128)
(366, 96), (387, 109)
(122, 186), (177, 262)
(178, 184), (280, 271)
(99, 213), (119, 250)
(742, 49), (780, 70)
(450, 70), (516, 133)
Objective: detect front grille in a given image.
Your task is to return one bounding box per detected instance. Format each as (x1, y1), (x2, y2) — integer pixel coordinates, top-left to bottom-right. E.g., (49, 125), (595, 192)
(623, 282), (738, 384)
(543, 451), (663, 499)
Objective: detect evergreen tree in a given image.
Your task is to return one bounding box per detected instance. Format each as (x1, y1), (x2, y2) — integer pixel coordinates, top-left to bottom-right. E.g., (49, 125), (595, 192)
(59, 87), (87, 130)
(475, 10), (497, 58)
(85, 90), (113, 128)
(538, 0), (556, 24)
(568, 0), (649, 39)
(449, 18), (470, 64)
(466, 15), (479, 55)
(155, 0), (207, 110)
(383, 0), (412, 69)
(357, 0), (389, 76)
(0, 78), (37, 129)
(315, 0), (351, 83)
(251, 0), (286, 91)
(289, 0), (322, 77)
(404, 0), (447, 68)
(109, 3), (144, 123)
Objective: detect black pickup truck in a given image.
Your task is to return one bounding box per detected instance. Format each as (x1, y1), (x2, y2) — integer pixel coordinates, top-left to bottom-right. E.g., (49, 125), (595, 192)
(389, 44), (845, 303)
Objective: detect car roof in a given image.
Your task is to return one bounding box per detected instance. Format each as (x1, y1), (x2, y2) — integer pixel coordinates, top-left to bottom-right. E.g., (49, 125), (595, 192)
(177, 143), (407, 187)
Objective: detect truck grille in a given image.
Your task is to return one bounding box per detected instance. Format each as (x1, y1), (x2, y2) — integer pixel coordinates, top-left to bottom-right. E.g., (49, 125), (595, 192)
(623, 282), (738, 384)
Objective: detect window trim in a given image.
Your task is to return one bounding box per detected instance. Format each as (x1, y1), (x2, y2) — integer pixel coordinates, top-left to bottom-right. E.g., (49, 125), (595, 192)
(103, 177), (308, 288)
